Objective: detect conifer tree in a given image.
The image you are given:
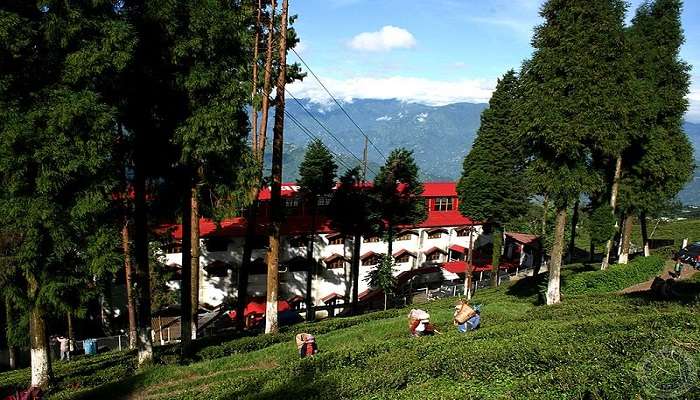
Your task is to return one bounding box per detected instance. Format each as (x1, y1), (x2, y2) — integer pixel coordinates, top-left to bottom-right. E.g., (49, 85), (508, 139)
(0, 1), (133, 386)
(298, 139), (337, 321)
(457, 70), (528, 287)
(329, 167), (379, 314)
(520, 0), (628, 304)
(372, 149), (427, 258)
(617, 0), (693, 263)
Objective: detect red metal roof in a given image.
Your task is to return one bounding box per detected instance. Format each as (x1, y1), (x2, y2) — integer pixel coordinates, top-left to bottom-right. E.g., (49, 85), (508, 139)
(360, 251), (381, 261)
(423, 246), (446, 255)
(449, 244), (466, 253)
(323, 253), (346, 263)
(392, 249), (416, 258)
(505, 232), (541, 246)
(321, 292), (345, 302)
(168, 182), (477, 240)
(422, 182), (458, 197)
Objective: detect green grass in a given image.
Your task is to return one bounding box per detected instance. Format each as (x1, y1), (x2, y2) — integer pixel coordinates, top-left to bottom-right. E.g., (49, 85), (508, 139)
(2, 260), (699, 399)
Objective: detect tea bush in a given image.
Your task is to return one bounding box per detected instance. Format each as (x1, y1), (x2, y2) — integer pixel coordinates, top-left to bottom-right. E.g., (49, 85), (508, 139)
(563, 255), (665, 296)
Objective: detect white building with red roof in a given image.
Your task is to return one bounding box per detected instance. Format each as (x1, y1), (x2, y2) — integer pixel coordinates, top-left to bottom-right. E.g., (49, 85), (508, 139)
(161, 182), (534, 310)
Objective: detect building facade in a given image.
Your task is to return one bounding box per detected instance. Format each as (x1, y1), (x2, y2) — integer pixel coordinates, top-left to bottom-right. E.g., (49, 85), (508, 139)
(162, 182), (494, 308)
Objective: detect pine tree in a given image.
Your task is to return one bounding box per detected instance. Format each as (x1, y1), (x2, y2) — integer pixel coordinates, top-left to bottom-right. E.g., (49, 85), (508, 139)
(617, 0), (693, 263)
(364, 255), (397, 311)
(298, 139), (337, 321)
(329, 167), (379, 314)
(0, 1), (133, 386)
(457, 70), (528, 288)
(519, 0), (628, 304)
(372, 149), (427, 258)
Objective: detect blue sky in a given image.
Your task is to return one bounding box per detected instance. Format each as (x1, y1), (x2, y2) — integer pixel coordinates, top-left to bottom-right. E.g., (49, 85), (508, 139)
(288, 0), (700, 121)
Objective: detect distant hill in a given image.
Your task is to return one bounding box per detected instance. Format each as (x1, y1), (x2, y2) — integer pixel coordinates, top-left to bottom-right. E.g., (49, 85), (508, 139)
(267, 98), (700, 205)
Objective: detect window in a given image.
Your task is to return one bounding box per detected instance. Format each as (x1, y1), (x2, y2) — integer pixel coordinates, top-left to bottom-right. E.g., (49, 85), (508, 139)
(204, 238), (229, 252)
(327, 258), (346, 269)
(163, 242), (182, 254)
(363, 236), (381, 243)
(328, 235), (345, 245)
(205, 261), (230, 278)
(433, 197), (454, 211)
(427, 252), (443, 262)
(317, 195), (332, 206)
(285, 197), (301, 215)
(428, 231), (442, 239)
(456, 228), (471, 237)
(288, 236), (308, 248)
(395, 253), (411, 264)
(396, 232), (414, 241)
(362, 254), (381, 266)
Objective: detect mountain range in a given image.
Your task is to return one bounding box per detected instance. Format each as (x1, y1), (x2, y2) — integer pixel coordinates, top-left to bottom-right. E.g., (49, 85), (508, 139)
(265, 98), (700, 205)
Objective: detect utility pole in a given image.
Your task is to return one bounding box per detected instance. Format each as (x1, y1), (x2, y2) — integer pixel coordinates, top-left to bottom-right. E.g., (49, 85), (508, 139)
(265, 0), (288, 334)
(361, 136), (368, 182)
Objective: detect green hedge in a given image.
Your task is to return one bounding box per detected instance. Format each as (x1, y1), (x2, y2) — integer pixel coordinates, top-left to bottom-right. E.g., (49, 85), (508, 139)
(562, 255), (665, 296)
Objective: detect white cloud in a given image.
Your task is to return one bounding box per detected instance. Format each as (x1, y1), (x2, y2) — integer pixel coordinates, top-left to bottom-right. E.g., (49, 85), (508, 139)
(376, 115), (392, 121)
(288, 76), (495, 106)
(687, 87), (700, 122)
(348, 26), (416, 52)
(416, 112), (428, 122)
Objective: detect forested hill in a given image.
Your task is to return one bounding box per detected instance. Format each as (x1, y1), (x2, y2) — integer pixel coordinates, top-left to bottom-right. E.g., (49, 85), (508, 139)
(268, 98), (700, 204)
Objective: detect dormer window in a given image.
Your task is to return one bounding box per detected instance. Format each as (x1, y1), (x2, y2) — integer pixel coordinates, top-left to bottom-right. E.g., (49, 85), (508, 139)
(433, 197), (454, 211)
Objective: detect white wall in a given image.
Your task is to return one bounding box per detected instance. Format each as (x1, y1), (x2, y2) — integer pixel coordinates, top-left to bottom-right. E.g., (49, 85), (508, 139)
(163, 224), (490, 308)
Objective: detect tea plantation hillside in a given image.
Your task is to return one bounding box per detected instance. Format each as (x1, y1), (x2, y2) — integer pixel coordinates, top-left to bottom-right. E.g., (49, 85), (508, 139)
(1, 257), (698, 399)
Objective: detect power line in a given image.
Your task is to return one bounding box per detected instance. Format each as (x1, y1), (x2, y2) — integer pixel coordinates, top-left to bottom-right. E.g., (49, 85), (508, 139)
(284, 88), (377, 176)
(284, 110), (362, 174)
(290, 47), (388, 162)
(251, 62), (375, 176)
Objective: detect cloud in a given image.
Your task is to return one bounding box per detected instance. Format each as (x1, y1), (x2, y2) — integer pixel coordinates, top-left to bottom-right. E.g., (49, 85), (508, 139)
(688, 88), (700, 122)
(288, 76), (495, 106)
(466, 16), (535, 37)
(348, 26), (416, 52)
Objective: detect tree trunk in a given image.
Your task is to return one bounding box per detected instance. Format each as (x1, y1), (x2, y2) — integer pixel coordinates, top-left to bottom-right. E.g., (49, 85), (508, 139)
(28, 273), (52, 389)
(589, 240), (595, 262)
(67, 312), (74, 352)
(351, 232), (361, 315)
(640, 212), (650, 257)
(383, 292), (387, 311)
(122, 220), (137, 349)
(133, 166), (153, 365)
(386, 226), (394, 260)
(180, 171), (193, 355)
(265, 0), (287, 335)
(237, 0), (276, 331)
(5, 297), (16, 369)
(236, 202), (256, 330)
(541, 194), (548, 236)
(464, 227), (474, 299)
(190, 173), (200, 341)
(29, 304), (51, 389)
(618, 213), (634, 264)
(490, 224), (502, 287)
(250, 0), (262, 151)
(546, 207), (567, 305)
(567, 198), (579, 263)
(305, 200), (317, 322)
(602, 155), (622, 270)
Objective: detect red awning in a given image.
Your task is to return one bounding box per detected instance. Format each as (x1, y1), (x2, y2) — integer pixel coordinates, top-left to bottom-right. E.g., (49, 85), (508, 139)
(449, 244), (466, 253)
(227, 297), (291, 320)
(442, 261), (468, 274)
(321, 292), (345, 302)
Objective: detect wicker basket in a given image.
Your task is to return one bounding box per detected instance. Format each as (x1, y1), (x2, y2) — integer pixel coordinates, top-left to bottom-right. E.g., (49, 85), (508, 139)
(454, 303), (476, 324)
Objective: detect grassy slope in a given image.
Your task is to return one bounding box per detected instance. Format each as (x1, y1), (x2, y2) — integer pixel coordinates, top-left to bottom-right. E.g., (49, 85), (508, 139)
(2, 262), (698, 399)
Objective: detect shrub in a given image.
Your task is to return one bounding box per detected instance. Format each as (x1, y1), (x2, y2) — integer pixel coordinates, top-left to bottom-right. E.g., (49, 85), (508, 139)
(562, 255), (665, 296)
